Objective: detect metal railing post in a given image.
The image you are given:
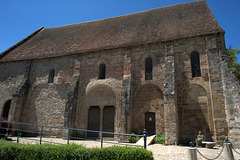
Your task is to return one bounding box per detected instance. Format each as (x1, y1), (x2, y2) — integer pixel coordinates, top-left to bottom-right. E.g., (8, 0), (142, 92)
(143, 129), (147, 149)
(40, 126), (43, 144)
(223, 138), (234, 160)
(67, 129), (70, 145)
(101, 131), (103, 148)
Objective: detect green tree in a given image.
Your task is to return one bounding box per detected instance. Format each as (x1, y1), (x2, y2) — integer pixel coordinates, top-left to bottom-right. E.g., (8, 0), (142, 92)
(226, 48), (240, 80)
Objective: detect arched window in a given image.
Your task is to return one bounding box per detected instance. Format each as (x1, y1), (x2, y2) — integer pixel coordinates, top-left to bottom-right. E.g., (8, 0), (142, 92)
(191, 51), (201, 78)
(1, 100), (11, 119)
(145, 57), (152, 80)
(48, 69), (55, 83)
(98, 64), (106, 79)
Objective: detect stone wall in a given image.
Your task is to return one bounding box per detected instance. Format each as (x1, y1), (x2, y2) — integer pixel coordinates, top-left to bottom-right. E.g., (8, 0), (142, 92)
(130, 43), (165, 136)
(20, 56), (76, 134)
(220, 49), (240, 148)
(0, 61), (29, 120)
(75, 49), (124, 135)
(1, 33), (239, 146)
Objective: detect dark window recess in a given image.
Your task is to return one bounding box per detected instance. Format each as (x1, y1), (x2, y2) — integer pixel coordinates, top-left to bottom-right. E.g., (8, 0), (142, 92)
(2, 100), (11, 119)
(98, 64), (106, 79)
(145, 57), (152, 80)
(48, 69), (55, 83)
(191, 52), (201, 78)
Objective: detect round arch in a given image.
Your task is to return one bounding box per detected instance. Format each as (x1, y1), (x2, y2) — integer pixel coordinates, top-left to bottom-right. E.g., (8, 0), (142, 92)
(84, 86), (116, 138)
(178, 84), (212, 144)
(185, 45), (204, 56)
(85, 86), (116, 109)
(131, 83), (164, 135)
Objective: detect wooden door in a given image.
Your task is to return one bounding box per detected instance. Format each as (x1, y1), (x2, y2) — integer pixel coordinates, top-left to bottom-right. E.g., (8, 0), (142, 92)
(145, 112), (156, 135)
(87, 106), (100, 138)
(103, 106), (115, 137)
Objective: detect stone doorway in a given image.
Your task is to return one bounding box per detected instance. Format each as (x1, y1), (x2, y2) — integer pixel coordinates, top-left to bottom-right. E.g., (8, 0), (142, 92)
(103, 106), (115, 137)
(132, 84), (164, 134)
(87, 106), (100, 138)
(84, 87), (116, 138)
(1, 100), (11, 119)
(87, 105), (115, 138)
(145, 112), (156, 135)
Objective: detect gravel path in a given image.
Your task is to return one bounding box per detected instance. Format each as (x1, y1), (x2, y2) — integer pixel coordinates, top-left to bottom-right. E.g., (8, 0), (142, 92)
(8, 137), (240, 160)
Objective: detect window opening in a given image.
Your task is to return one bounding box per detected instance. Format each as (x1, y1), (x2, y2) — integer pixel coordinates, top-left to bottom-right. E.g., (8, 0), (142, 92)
(191, 52), (201, 77)
(145, 57), (152, 80)
(98, 64), (106, 79)
(48, 69), (55, 83)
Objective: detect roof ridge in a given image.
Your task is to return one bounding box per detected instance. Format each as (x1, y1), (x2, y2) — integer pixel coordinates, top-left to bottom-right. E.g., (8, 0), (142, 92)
(46, 0), (201, 29)
(0, 27), (44, 59)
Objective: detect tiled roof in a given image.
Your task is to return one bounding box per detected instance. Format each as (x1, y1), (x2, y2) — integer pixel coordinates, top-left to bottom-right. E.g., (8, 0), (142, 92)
(0, 0), (224, 62)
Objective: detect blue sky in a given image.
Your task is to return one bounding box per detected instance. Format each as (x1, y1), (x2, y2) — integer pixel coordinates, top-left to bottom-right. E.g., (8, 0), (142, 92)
(0, 0), (239, 61)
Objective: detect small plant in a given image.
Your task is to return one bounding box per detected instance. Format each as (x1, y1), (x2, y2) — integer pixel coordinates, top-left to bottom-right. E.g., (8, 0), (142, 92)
(70, 132), (86, 140)
(153, 134), (165, 144)
(128, 133), (140, 143)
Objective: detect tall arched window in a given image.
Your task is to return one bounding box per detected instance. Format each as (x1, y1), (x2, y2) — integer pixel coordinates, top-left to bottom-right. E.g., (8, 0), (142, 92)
(191, 51), (201, 78)
(145, 57), (152, 80)
(48, 69), (55, 83)
(1, 100), (11, 119)
(98, 64), (106, 79)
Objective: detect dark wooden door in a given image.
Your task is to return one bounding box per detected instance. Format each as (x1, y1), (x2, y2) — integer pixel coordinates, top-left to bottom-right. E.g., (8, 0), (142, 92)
(87, 106), (100, 138)
(103, 106), (115, 137)
(145, 112), (155, 135)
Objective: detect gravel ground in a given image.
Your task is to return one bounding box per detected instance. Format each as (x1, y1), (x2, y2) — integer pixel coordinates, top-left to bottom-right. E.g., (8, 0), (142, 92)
(8, 137), (240, 160)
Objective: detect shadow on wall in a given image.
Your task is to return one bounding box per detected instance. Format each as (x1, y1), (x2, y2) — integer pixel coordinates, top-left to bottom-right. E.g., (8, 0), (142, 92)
(178, 84), (212, 145)
(132, 84), (164, 135)
(19, 83), (69, 136)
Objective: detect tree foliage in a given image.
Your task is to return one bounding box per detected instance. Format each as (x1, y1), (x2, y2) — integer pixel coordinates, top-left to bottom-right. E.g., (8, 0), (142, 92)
(226, 48), (240, 80)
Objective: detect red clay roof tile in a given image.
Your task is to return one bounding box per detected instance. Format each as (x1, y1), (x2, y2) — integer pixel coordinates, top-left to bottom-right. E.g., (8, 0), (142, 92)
(0, 1), (224, 62)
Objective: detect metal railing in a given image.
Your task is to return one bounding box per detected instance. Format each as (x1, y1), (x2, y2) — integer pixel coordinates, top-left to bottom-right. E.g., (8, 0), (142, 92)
(0, 121), (147, 149)
(188, 139), (240, 160)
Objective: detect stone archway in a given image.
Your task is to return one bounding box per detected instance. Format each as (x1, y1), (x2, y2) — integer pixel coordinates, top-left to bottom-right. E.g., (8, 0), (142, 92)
(85, 87), (116, 138)
(1, 100), (11, 119)
(179, 84), (211, 144)
(132, 84), (164, 134)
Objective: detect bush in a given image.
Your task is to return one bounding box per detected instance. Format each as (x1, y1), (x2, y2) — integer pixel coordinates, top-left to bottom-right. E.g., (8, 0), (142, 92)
(153, 134), (165, 144)
(128, 133), (141, 143)
(0, 139), (153, 160)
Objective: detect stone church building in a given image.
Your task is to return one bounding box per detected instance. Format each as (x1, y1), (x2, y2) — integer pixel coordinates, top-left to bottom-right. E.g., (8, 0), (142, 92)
(0, 1), (240, 146)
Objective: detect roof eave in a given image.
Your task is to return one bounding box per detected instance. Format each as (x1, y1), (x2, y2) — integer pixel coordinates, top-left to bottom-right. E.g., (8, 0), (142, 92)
(0, 27), (44, 59)
(0, 31), (224, 63)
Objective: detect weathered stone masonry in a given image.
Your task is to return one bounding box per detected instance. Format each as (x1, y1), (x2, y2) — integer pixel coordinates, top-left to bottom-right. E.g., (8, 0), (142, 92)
(0, 1), (239, 147)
